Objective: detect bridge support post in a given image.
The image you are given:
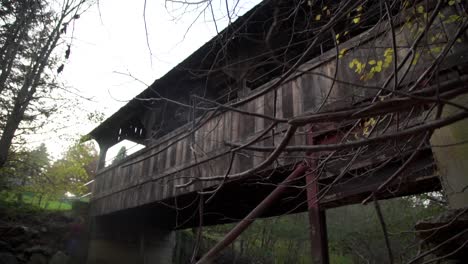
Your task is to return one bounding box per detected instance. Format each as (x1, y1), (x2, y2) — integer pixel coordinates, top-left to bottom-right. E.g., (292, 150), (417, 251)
(96, 141), (111, 171)
(305, 173), (329, 264)
(305, 126), (330, 264)
(87, 215), (176, 264)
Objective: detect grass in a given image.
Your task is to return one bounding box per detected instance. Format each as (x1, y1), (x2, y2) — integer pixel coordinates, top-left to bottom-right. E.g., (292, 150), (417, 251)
(0, 191), (73, 211)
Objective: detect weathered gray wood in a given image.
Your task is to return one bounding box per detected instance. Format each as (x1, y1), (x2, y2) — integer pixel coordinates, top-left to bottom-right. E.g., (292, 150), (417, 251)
(282, 82), (293, 118)
(90, 5), (467, 216)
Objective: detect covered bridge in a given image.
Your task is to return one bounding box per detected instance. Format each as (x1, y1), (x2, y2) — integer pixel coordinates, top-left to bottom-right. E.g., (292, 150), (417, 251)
(86, 0), (468, 263)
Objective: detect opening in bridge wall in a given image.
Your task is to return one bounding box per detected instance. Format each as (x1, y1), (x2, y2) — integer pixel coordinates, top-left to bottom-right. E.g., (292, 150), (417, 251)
(105, 140), (145, 167)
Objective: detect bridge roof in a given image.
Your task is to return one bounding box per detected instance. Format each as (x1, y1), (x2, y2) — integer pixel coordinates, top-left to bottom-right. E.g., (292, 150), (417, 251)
(87, 0), (381, 146)
(87, 0), (273, 144)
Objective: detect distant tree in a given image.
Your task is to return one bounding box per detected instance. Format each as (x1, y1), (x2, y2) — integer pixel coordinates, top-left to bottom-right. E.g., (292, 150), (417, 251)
(112, 146), (127, 165)
(201, 196), (445, 263)
(0, 0), (95, 169)
(45, 141), (98, 198)
(0, 143), (50, 201)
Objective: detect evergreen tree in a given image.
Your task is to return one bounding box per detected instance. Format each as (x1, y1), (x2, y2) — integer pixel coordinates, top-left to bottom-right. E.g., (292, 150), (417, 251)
(0, 0), (94, 168)
(112, 146), (127, 165)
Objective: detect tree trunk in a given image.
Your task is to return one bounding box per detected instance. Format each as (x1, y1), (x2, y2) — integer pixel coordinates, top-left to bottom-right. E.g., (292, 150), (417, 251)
(0, 4), (65, 169)
(37, 194), (43, 207)
(0, 91), (30, 167)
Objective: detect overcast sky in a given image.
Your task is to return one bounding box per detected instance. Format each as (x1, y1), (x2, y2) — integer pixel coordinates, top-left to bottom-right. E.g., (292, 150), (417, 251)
(44, 0), (258, 160)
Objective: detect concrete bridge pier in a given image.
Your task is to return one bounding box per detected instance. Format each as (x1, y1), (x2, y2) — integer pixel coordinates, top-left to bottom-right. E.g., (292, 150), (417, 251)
(430, 94), (468, 209)
(412, 93), (468, 261)
(86, 215), (176, 264)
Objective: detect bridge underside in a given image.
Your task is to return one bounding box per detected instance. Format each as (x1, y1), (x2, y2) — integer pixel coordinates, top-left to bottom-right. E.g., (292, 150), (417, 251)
(93, 149), (440, 231)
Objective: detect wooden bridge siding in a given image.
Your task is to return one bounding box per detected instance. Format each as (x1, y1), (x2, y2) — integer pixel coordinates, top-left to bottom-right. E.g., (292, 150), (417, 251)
(91, 62), (378, 216)
(91, 83), (304, 215)
(91, 7), (465, 216)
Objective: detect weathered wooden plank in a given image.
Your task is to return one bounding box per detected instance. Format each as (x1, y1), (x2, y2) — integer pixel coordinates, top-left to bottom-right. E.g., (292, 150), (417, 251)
(238, 149), (253, 173)
(214, 115), (222, 152)
(198, 120), (206, 154)
(180, 138), (187, 166)
(159, 147), (167, 174)
(301, 73), (317, 111)
(142, 180), (151, 204)
(275, 86), (283, 118)
(185, 137), (192, 165)
(254, 95), (265, 133)
(207, 118), (214, 154)
(215, 115), (224, 153)
(153, 145), (161, 176)
(209, 117), (217, 153)
(242, 101), (255, 139)
(224, 111), (232, 143)
(248, 95), (265, 167)
(149, 180), (158, 202)
(163, 145), (173, 198)
(231, 110), (240, 143)
(282, 81), (294, 118)
(204, 118), (211, 153)
(170, 142), (177, 168)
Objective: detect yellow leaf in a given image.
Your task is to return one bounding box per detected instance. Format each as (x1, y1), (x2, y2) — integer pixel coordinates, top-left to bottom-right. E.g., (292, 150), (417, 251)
(356, 63), (366, 74)
(338, 48), (348, 59)
(356, 5), (363, 12)
(315, 14), (321, 21)
(430, 33), (443, 43)
(417, 5), (425, 14)
(444, 14), (461, 24)
(349, 59), (359, 69)
(374, 61), (383, 73)
(412, 52), (421, 65)
(449, 0), (461, 6)
(353, 17), (361, 24)
(430, 46), (442, 54)
(369, 60), (376, 65)
(384, 48), (394, 57)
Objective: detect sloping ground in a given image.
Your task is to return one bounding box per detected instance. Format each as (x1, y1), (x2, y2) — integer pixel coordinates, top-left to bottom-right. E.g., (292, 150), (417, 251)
(0, 202), (84, 264)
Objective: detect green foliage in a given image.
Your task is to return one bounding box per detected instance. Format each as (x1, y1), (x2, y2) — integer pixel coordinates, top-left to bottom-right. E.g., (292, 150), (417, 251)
(86, 110), (106, 124)
(1, 141), (97, 207)
(339, 0), (468, 84)
(0, 144), (50, 193)
(200, 195), (445, 263)
(347, 48), (394, 81)
(46, 141), (98, 196)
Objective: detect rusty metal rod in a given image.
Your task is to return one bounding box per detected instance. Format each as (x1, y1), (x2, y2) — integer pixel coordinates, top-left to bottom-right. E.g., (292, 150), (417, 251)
(196, 163), (308, 264)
